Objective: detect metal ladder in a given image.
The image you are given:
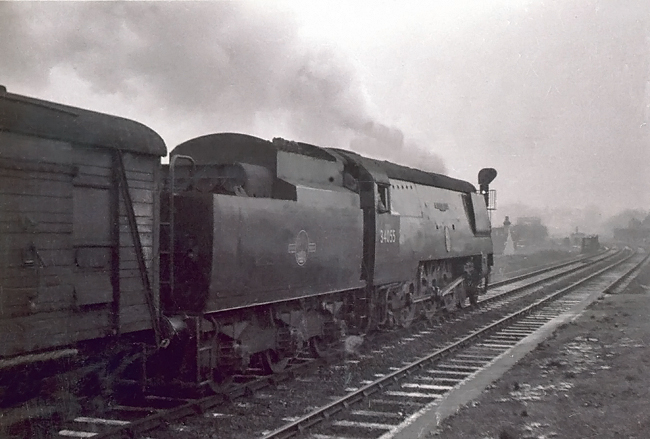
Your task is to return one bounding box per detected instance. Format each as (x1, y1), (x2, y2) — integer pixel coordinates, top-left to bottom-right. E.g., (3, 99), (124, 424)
(159, 155), (195, 306)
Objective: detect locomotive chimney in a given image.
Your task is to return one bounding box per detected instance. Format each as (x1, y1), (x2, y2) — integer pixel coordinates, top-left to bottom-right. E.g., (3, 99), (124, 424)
(478, 168), (497, 207)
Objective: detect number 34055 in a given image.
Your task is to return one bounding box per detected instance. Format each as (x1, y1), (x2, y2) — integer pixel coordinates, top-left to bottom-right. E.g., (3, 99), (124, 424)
(379, 229), (397, 243)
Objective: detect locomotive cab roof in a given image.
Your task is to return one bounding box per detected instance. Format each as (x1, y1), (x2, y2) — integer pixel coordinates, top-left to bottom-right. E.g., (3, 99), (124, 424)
(0, 86), (166, 156)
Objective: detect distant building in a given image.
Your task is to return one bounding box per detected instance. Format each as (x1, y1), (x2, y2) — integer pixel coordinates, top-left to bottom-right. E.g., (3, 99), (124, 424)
(569, 227), (585, 248)
(511, 216), (548, 249)
(492, 215), (551, 254)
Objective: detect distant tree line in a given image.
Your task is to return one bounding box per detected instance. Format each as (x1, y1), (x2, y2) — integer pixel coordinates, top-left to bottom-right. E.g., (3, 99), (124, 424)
(510, 217), (548, 248)
(613, 213), (650, 248)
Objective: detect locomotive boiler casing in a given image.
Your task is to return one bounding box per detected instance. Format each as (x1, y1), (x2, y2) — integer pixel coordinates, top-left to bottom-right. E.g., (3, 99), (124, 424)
(375, 180), (493, 284)
(331, 150), (494, 288)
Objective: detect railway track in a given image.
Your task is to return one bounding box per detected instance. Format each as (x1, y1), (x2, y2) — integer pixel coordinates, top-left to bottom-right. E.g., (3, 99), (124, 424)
(18, 250), (624, 439)
(260, 249), (647, 439)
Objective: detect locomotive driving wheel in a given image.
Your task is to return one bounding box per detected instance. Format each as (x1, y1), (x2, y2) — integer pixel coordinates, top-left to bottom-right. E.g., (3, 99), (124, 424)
(423, 299), (438, 323)
(419, 262), (437, 291)
(463, 259), (481, 306)
(432, 261), (456, 312)
(419, 261), (451, 321)
(388, 284), (416, 328)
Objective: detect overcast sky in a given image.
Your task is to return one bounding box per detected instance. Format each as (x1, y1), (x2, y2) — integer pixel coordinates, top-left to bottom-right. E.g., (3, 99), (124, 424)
(1, 1), (648, 233)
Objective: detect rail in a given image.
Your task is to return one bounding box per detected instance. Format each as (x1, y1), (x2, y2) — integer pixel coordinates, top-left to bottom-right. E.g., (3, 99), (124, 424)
(260, 250), (644, 439)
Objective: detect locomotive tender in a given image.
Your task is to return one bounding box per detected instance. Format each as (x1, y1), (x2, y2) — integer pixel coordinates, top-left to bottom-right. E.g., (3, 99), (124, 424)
(0, 88), (496, 403)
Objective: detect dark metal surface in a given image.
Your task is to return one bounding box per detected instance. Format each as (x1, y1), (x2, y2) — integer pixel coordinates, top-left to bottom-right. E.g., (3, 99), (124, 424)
(374, 183), (494, 285)
(167, 190), (365, 312)
(171, 133), (338, 166)
(167, 132), (494, 312)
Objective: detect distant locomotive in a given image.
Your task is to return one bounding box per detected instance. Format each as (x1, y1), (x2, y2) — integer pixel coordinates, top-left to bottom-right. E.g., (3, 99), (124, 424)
(0, 88), (496, 412)
(581, 235), (600, 253)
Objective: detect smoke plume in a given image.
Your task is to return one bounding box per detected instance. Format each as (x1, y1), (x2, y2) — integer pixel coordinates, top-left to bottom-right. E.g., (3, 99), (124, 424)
(0, 2), (446, 173)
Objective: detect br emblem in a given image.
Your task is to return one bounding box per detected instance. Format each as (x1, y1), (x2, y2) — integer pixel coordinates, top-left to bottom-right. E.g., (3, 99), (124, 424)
(288, 230), (317, 266)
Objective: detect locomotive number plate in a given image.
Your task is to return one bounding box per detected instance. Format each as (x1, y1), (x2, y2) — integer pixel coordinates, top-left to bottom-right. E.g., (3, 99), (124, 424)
(379, 228), (397, 244)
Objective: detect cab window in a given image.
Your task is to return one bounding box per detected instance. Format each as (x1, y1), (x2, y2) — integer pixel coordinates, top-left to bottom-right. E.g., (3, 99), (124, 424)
(377, 184), (390, 213)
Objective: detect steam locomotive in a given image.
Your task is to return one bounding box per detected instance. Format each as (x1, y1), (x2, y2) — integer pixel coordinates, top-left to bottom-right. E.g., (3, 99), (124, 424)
(0, 88), (496, 406)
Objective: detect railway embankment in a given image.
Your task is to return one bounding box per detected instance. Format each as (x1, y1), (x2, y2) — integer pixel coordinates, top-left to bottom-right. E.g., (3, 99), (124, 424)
(430, 257), (650, 439)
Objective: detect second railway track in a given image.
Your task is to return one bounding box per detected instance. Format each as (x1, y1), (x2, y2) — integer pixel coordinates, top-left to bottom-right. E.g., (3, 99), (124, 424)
(259, 249), (647, 439)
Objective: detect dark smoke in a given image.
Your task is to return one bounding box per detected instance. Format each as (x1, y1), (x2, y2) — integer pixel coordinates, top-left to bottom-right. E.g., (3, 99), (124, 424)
(0, 2), (446, 173)
(350, 121), (447, 173)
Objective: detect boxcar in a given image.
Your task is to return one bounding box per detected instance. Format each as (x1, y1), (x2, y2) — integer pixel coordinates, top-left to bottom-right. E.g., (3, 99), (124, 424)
(0, 86), (166, 360)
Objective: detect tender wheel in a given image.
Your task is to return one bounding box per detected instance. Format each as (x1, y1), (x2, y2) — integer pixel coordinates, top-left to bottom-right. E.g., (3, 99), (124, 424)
(387, 286), (416, 328)
(443, 293), (456, 313)
(261, 349), (289, 374)
(310, 315), (340, 359)
(456, 287), (467, 309)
